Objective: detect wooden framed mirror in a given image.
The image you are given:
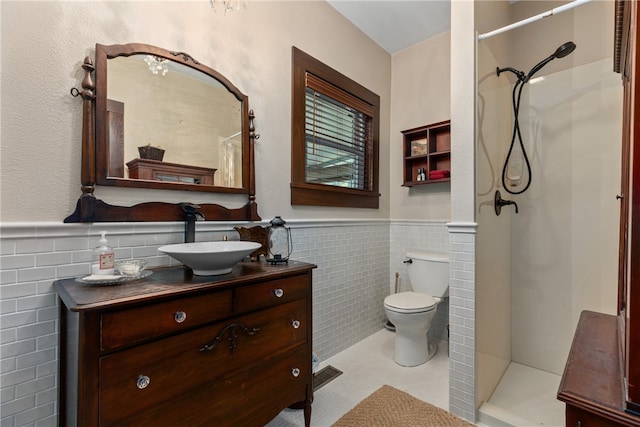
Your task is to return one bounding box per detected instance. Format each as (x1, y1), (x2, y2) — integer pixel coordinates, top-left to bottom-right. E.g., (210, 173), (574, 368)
(65, 43), (260, 222)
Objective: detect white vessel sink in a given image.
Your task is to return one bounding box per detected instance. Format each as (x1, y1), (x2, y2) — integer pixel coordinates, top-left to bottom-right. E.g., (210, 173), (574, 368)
(158, 241), (261, 276)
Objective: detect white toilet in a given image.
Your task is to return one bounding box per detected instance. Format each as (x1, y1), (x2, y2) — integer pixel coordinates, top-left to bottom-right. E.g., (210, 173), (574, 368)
(384, 251), (449, 367)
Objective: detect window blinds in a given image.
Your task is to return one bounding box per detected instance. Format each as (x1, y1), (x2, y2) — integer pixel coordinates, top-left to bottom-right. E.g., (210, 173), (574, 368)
(304, 72), (373, 190)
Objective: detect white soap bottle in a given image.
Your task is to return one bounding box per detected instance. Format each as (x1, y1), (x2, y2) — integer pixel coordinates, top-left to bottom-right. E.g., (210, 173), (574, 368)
(92, 231), (115, 275)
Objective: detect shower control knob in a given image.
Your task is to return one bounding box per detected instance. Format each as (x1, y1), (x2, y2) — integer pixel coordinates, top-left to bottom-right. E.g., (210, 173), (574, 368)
(292, 320), (301, 329)
(174, 311), (187, 323)
(291, 368), (300, 377)
(136, 375), (151, 390)
(274, 288), (284, 298)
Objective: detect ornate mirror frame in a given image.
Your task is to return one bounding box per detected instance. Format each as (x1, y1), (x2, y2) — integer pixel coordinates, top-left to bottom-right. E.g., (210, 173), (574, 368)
(65, 43), (260, 223)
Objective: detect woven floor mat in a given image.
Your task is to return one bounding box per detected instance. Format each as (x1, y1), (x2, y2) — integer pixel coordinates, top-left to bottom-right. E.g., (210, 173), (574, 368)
(331, 385), (475, 427)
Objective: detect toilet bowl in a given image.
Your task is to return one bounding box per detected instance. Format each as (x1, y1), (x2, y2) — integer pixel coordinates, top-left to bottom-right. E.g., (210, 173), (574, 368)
(384, 251), (449, 367)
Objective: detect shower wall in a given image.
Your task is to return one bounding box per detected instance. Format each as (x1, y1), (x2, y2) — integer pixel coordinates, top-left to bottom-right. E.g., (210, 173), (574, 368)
(476, 39), (513, 405)
(511, 58), (621, 374)
(475, 0), (621, 409)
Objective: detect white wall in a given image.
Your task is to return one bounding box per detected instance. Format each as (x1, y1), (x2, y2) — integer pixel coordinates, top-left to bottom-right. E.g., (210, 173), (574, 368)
(0, 2), (458, 426)
(0, 1), (391, 223)
(474, 1), (514, 407)
(0, 2), (397, 425)
(390, 32), (451, 221)
(475, 39), (513, 406)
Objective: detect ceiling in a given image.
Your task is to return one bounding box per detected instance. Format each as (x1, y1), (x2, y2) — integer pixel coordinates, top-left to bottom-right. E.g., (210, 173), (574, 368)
(326, 1), (451, 54)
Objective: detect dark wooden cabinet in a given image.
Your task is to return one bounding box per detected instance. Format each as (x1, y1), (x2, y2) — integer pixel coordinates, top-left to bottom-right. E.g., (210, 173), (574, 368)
(126, 158), (217, 185)
(54, 261), (315, 427)
(401, 120), (451, 186)
(558, 311), (640, 427)
(615, 0), (640, 418)
(558, 3), (640, 425)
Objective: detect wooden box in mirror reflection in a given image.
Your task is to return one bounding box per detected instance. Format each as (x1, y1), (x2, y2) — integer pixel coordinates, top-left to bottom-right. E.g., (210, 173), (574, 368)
(137, 145), (165, 161)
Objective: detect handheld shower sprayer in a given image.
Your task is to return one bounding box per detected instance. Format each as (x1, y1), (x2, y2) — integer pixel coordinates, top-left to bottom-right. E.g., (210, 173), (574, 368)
(525, 41), (576, 82)
(496, 41), (576, 195)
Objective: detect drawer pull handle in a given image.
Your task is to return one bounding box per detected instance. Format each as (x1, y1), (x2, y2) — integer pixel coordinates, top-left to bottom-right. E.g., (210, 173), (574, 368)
(174, 311), (187, 323)
(199, 323), (260, 353)
(291, 368), (300, 378)
(292, 320), (301, 329)
(136, 375), (150, 390)
(274, 288), (284, 298)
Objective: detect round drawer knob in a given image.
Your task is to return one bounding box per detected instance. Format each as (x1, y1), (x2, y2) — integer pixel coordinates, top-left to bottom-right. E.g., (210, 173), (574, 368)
(136, 375), (151, 389)
(174, 311), (187, 323)
(291, 320), (301, 329)
(274, 288), (284, 298)
(291, 368), (300, 378)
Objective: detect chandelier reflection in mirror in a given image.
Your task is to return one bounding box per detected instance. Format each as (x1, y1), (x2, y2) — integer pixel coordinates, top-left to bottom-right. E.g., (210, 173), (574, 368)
(209, 0), (247, 14)
(144, 55), (169, 76)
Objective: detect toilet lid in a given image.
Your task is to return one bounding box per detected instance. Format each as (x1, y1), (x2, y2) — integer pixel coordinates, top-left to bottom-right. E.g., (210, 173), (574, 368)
(384, 291), (436, 313)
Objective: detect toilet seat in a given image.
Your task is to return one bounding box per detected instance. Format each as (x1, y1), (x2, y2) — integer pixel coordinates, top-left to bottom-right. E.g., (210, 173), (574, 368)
(384, 291), (437, 314)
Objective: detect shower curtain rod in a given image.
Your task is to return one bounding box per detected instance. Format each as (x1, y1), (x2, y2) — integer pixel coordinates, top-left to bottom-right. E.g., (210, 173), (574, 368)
(477, 0), (592, 41)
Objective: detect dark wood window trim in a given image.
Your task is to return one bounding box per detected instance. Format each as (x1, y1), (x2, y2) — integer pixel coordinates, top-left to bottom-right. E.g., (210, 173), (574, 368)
(291, 46), (380, 208)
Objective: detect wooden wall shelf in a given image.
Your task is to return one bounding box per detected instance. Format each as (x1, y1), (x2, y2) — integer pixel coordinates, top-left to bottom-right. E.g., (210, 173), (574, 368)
(401, 120), (451, 187)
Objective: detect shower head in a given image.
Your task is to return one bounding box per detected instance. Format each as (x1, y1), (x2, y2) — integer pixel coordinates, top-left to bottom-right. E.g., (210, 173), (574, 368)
(553, 41), (576, 59)
(525, 41), (576, 82)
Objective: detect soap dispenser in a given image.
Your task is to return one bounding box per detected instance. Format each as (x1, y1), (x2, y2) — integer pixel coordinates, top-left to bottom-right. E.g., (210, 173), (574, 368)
(92, 231), (115, 275)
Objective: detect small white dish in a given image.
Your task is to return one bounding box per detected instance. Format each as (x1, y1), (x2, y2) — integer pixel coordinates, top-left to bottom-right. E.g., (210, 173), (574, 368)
(115, 259), (147, 277)
(76, 269), (153, 286)
(76, 274), (124, 285)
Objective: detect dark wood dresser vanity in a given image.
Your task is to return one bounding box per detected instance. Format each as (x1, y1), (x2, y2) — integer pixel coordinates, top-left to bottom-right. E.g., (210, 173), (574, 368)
(54, 261), (315, 427)
(558, 311), (640, 427)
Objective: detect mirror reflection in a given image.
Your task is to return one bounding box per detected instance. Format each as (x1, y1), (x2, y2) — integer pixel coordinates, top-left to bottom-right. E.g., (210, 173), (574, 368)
(104, 53), (243, 188)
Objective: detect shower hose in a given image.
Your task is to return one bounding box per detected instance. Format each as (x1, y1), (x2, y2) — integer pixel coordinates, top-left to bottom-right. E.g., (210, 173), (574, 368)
(502, 75), (533, 195)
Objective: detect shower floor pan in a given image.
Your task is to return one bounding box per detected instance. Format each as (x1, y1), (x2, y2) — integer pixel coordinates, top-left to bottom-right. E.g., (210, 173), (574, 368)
(478, 362), (564, 427)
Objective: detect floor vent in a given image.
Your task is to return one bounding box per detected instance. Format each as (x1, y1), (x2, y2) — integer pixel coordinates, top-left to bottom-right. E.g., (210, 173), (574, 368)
(313, 365), (343, 392)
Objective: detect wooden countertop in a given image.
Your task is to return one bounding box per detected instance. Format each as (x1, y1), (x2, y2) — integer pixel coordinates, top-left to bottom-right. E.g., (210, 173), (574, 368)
(53, 260), (316, 312)
(558, 310), (640, 426)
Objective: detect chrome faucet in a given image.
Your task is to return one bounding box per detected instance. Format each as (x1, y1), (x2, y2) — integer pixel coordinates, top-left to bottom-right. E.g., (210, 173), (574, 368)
(180, 203), (205, 243)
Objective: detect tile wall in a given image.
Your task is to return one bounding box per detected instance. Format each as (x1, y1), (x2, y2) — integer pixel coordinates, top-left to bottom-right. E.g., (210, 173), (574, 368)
(0, 219), (449, 426)
(290, 220), (390, 361)
(447, 223), (477, 422)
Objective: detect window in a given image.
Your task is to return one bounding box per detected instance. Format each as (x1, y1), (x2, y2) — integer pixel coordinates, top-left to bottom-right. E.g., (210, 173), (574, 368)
(291, 47), (380, 208)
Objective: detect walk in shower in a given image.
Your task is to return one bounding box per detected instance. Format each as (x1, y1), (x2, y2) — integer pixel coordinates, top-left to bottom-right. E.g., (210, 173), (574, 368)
(475, 1), (622, 425)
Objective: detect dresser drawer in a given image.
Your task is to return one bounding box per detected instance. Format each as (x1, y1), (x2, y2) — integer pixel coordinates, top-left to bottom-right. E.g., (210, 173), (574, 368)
(101, 290), (233, 351)
(117, 344), (310, 426)
(235, 274), (309, 314)
(99, 299), (308, 425)
(565, 405), (627, 427)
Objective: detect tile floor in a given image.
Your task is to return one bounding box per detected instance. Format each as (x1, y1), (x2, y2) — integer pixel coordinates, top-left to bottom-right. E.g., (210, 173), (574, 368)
(266, 328), (450, 427)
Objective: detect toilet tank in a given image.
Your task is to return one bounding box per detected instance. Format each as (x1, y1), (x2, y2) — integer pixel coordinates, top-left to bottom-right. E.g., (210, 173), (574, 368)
(406, 251), (449, 298)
